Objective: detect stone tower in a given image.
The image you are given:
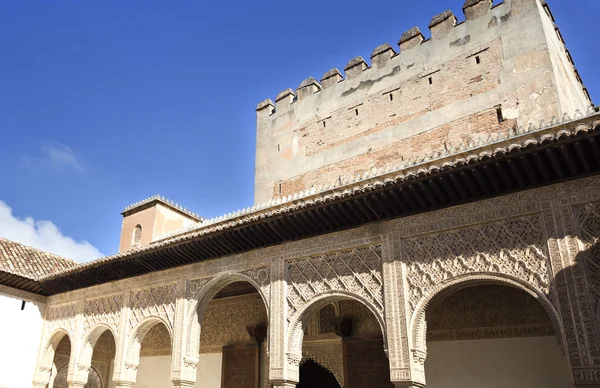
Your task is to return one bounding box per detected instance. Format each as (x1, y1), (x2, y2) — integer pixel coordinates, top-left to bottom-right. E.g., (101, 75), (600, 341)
(254, 0), (591, 204)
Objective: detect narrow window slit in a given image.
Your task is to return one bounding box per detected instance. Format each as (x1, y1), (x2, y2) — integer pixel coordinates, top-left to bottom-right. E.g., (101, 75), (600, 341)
(476, 56), (481, 64)
(323, 121), (326, 128)
(496, 106), (504, 123)
(389, 93), (393, 101)
(355, 108), (359, 116)
(278, 182), (282, 194)
(428, 77), (433, 85)
(277, 144), (280, 152)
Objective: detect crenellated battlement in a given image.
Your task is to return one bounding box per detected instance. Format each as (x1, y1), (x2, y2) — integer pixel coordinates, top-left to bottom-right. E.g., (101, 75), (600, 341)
(254, 0), (592, 205)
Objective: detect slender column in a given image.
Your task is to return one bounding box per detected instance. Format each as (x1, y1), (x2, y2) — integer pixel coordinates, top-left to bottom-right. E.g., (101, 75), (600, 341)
(67, 302), (87, 387)
(382, 235), (413, 383)
(171, 278), (197, 387)
(383, 234), (425, 387)
(112, 291), (136, 387)
(268, 257), (297, 387)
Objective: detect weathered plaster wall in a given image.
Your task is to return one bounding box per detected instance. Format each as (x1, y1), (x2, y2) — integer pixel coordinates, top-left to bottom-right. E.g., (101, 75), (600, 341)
(254, 0), (589, 204)
(425, 337), (571, 388)
(0, 292), (45, 388)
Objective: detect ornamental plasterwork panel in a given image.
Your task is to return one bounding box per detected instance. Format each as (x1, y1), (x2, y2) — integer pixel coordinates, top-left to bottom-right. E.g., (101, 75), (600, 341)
(405, 215), (551, 314)
(200, 294), (267, 354)
(45, 302), (78, 340)
(140, 323), (171, 357)
(240, 266), (271, 306)
(302, 339), (344, 386)
(187, 277), (212, 301)
(573, 203), (600, 326)
(129, 284), (177, 329)
(286, 245), (384, 322)
(83, 294), (123, 336)
(426, 284), (554, 341)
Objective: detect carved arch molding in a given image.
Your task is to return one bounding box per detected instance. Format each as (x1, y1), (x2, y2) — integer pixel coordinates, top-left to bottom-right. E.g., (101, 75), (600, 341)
(184, 265), (271, 359)
(404, 214), (556, 381)
(285, 245), (385, 377)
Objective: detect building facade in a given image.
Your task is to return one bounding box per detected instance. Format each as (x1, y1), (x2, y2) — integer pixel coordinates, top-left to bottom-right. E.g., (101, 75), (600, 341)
(1, 0), (599, 387)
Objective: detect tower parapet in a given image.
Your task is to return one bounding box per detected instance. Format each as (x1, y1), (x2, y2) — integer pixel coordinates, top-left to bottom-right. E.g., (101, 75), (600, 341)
(254, 0), (592, 204)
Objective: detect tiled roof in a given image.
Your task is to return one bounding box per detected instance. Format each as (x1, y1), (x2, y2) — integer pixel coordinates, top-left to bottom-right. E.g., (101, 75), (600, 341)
(0, 238), (77, 280)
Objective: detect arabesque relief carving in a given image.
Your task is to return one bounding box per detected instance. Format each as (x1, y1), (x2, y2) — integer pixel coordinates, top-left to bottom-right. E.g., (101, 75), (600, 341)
(574, 203), (600, 327)
(302, 340), (344, 386)
(405, 215), (551, 314)
(286, 245), (384, 321)
(44, 303), (78, 341)
(200, 294), (268, 354)
(83, 294), (123, 335)
(130, 284), (177, 329)
(427, 285), (554, 341)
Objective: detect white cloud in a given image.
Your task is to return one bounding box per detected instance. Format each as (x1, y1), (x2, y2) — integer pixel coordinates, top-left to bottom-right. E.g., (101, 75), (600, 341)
(0, 201), (103, 262)
(22, 142), (85, 173)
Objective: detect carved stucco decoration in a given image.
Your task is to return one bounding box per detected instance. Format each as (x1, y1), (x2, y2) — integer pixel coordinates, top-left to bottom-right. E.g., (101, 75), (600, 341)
(184, 266), (271, 358)
(405, 216), (551, 316)
(83, 294), (123, 336)
(44, 302), (78, 343)
(426, 284), (554, 341)
(200, 294), (267, 354)
(302, 339), (344, 387)
(405, 215), (556, 384)
(129, 284), (177, 330)
(286, 245), (384, 322)
(286, 245), (385, 379)
(140, 323), (172, 357)
(574, 203), (600, 328)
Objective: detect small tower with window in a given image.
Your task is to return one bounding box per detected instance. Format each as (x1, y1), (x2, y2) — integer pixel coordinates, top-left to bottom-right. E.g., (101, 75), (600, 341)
(119, 195), (202, 252)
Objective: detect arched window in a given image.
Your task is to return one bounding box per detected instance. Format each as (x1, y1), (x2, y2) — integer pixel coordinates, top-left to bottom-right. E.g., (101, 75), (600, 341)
(132, 224), (142, 247)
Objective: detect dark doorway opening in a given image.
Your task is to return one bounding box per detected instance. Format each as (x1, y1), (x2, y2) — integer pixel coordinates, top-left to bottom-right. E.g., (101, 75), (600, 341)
(297, 359), (341, 388)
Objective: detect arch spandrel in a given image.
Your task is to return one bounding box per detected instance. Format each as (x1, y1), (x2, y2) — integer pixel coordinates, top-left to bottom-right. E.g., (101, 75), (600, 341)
(286, 245), (385, 323)
(403, 215), (552, 317)
(129, 284), (178, 332)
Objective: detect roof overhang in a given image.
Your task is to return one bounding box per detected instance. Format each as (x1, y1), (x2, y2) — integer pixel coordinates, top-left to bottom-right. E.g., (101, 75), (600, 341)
(20, 114), (600, 295)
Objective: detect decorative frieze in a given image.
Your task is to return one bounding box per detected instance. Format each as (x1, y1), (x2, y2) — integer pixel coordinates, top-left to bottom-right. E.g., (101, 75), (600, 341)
(83, 294), (123, 335)
(405, 215), (551, 315)
(130, 284), (177, 329)
(286, 245), (384, 322)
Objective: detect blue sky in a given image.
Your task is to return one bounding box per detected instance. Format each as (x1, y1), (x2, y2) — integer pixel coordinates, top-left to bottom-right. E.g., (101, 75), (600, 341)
(0, 0), (598, 260)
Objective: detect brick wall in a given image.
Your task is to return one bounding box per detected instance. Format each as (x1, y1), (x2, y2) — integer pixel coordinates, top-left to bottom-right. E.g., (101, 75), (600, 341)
(275, 108), (516, 198)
